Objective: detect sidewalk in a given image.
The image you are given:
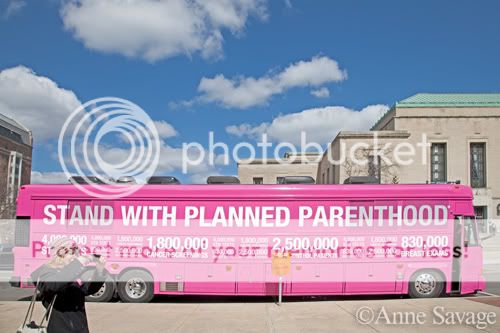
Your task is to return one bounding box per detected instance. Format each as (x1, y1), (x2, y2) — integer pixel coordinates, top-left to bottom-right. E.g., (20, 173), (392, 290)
(1, 297), (500, 333)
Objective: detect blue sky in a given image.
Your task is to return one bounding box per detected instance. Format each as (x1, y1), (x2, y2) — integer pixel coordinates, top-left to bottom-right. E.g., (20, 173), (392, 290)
(1, 0), (500, 183)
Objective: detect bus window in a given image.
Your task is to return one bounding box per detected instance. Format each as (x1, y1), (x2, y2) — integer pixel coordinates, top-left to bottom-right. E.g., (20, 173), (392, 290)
(464, 217), (480, 247)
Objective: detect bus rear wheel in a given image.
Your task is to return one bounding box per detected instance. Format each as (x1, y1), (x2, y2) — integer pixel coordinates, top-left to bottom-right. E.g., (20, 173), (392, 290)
(81, 270), (115, 303)
(409, 270), (444, 298)
(117, 270), (154, 303)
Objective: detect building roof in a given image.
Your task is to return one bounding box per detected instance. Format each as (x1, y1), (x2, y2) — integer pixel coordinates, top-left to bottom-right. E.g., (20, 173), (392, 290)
(396, 93), (500, 108)
(337, 130), (410, 139)
(238, 151), (322, 165)
(371, 93), (500, 130)
(0, 113), (32, 146)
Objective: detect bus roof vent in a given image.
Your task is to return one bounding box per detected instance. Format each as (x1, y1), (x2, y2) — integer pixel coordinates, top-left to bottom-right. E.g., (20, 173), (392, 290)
(116, 176), (137, 184)
(147, 176), (181, 185)
(69, 176), (105, 185)
(343, 176), (380, 184)
(207, 176), (240, 184)
(281, 176), (315, 184)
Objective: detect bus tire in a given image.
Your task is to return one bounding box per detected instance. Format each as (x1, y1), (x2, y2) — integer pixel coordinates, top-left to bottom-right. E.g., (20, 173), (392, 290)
(81, 271), (115, 303)
(409, 270), (444, 298)
(117, 270), (154, 303)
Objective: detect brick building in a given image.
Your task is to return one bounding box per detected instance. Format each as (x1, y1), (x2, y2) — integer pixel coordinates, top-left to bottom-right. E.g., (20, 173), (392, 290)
(0, 113), (32, 219)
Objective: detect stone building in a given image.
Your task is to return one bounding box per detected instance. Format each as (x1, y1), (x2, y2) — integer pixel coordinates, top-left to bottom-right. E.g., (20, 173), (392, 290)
(317, 93), (500, 223)
(238, 152), (320, 184)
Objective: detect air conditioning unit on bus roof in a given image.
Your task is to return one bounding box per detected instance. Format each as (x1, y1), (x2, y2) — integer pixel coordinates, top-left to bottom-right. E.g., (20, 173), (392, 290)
(280, 176), (315, 184)
(343, 176), (380, 184)
(206, 176), (240, 184)
(147, 176), (181, 185)
(426, 180), (461, 185)
(69, 176), (105, 185)
(115, 176), (137, 184)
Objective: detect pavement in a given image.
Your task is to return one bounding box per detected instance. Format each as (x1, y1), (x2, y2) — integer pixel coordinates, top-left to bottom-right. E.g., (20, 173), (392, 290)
(1, 296), (500, 332)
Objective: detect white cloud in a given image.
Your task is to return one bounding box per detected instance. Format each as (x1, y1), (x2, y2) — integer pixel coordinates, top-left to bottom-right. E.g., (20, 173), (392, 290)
(60, 0), (267, 62)
(0, 66), (82, 141)
(3, 0), (26, 19)
(225, 104), (389, 145)
(153, 120), (178, 138)
(198, 74), (278, 109)
(31, 171), (69, 184)
(279, 57), (346, 88)
(310, 87), (330, 98)
(197, 56), (347, 108)
(225, 122), (268, 138)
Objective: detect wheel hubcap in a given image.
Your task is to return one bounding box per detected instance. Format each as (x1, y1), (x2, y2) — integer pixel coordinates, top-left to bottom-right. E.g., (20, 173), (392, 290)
(125, 278), (147, 299)
(414, 273), (436, 295)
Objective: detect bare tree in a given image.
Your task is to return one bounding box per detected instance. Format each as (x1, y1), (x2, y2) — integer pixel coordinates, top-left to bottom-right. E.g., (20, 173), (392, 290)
(0, 185), (17, 245)
(0, 185), (17, 219)
(342, 144), (400, 183)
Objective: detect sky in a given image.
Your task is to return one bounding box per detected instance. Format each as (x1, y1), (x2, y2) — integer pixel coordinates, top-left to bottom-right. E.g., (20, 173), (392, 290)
(1, 0), (500, 184)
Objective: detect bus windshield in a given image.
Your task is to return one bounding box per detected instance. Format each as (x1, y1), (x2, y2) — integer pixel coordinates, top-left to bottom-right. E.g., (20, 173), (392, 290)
(464, 217), (480, 247)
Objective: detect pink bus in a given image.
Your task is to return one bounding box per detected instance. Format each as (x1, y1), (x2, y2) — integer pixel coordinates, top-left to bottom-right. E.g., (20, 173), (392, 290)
(10, 183), (485, 302)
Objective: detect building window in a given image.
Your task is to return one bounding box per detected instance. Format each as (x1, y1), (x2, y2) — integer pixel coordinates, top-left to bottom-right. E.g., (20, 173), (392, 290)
(8, 151), (23, 187)
(470, 143), (486, 188)
(7, 152), (23, 201)
(326, 168), (330, 184)
(431, 143), (446, 183)
(497, 204), (500, 216)
(276, 177), (285, 184)
(474, 206), (488, 233)
(253, 177), (263, 184)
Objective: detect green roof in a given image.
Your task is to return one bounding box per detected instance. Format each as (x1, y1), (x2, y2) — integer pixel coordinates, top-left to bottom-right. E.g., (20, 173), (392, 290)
(396, 93), (500, 107)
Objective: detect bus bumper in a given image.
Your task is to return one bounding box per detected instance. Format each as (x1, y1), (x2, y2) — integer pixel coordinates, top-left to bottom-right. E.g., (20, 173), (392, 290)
(9, 276), (20, 288)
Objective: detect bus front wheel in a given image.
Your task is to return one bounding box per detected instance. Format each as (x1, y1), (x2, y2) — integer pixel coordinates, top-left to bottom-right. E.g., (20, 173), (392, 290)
(117, 270), (154, 303)
(409, 270), (444, 298)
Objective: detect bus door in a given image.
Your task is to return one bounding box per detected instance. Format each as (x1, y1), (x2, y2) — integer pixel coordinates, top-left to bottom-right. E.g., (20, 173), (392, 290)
(452, 216), (482, 294)
(460, 217), (482, 294)
(451, 217), (462, 293)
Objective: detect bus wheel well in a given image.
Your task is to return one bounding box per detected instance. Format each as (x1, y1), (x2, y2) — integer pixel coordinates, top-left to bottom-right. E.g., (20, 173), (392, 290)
(410, 268), (446, 282)
(117, 267), (154, 281)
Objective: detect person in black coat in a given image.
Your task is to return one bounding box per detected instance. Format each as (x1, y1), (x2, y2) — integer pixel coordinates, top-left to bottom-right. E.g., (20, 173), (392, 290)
(31, 237), (107, 333)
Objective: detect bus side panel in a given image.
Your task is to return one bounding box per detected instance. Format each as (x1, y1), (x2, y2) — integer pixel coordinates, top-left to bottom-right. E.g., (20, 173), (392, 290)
(183, 263), (236, 294)
(290, 263), (343, 294)
(237, 264), (266, 294)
